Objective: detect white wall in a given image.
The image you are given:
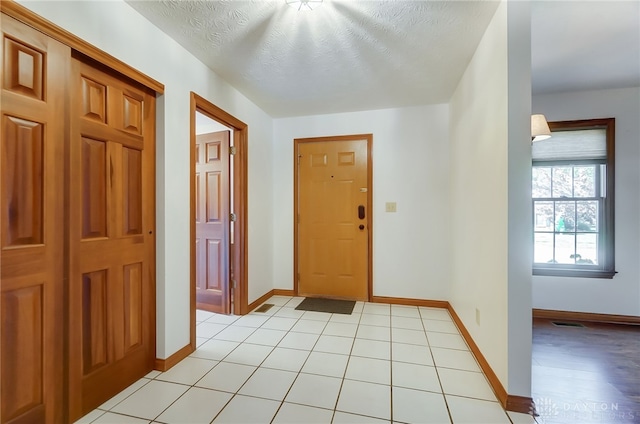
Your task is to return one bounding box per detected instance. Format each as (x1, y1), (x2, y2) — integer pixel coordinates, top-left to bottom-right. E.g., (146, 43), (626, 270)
(448, 0), (532, 397)
(532, 87), (640, 316)
(505, 0), (533, 397)
(273, 105), (451, 301)
(196, 111), (230, 135)
(18, 0), (276, 358)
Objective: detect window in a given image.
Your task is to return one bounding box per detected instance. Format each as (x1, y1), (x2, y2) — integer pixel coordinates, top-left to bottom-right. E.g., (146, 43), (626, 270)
(532, 118), (615, 278)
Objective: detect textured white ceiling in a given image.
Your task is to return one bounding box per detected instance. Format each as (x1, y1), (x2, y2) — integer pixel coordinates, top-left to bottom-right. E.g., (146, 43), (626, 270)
(531, 1), (640, 95)
(126, 1), (640, 118)
(126, 0), (500, 117)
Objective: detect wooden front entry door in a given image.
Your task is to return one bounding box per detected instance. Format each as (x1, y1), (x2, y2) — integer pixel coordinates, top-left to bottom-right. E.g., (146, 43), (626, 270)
(195, 131), (230, 313)
(68, 56), (156, 419)
(297, 137), (371, 300)
(0, 15), (67, 424)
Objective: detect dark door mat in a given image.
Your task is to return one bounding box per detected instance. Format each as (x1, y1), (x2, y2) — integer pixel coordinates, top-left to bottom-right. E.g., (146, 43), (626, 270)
(295, 297), (356, 315)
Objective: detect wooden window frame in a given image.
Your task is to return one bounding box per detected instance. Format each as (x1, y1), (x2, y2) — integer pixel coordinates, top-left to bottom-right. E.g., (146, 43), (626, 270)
(532, 118), (616, 279)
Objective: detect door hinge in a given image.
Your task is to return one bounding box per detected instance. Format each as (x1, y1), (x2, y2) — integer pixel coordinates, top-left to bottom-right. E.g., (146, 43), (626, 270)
(297, 273), (300, 282)
(297, 213), (300, 224)
(229, 212), (237, 222)
(232, 279), (237, 289)
(230, 146), (237, 155)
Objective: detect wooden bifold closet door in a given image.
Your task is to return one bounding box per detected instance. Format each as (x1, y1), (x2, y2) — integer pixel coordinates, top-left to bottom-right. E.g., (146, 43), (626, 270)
(0, 14), (67, 424)
(1, 13), (156, 424)
(67, 56), (156, 419)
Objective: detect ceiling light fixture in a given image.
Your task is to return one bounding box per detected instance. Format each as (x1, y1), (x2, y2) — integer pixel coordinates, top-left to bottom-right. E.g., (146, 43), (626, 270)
(531, 114), (551, 142)
(286, 0), (323, 11)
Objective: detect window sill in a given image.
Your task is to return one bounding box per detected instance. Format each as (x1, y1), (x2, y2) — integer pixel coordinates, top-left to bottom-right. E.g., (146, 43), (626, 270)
(533, 268), (616, 279)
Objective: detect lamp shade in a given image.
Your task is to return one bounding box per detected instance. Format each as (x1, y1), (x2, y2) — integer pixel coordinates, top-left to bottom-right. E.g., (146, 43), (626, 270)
(531, 114), (551, 142)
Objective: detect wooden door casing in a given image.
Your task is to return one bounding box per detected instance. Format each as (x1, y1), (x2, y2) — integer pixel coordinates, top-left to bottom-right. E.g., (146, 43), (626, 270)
(68, 55), (156, 420)
(195, 131), (230, 314)
(297, 137), (371, 301)
(0, 15), (67, 424)
(189, 94), (249, 352)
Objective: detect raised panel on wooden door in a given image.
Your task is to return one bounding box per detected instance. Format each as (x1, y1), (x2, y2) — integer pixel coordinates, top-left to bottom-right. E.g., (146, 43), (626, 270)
(309, 238), (329, 277)
(195, 172), (202, 223)
(80, 76), (106, 123)
(206, 240), (223, 291)
(333, 180), (356, 283)
(206, 171), (221, 223)
(206, 141), (220, 163)
(2, 36), (44, 100)
(122, 147), (142, 236)
(1, 14), (67, 424)
(334, 180), (354, 222)
(303, 175), (328, 289)
(195, 237), (204, 289)
(82, 270), (108, 375)
(1, 283), (44, 422)
(2, 115), (43, 247)
(337, 151), (355, 167)
(336, 239), (355, 276)
(311, 153), (327, 168)
(121, 93), (142, 135)
(122, 262), (143, 352)
(195, 134), (207, 294)
(81, 136), (107, 239)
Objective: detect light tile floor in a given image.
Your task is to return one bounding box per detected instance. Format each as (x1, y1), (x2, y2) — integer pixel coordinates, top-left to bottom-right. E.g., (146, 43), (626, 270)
(76, 296), (537, 424)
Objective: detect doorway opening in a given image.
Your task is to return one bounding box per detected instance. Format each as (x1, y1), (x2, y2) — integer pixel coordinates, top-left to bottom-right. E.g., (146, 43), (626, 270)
(294, 134), (373, 301)
(190, 93), (248, 349)
(194, 113), (232, 314)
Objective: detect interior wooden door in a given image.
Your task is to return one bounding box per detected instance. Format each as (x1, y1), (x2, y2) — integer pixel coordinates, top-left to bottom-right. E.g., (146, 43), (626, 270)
(67, 55), (156, 420)
(0, 15), (67, 424)
(297, 138), (369, 300)
(195, 131), (230, 314)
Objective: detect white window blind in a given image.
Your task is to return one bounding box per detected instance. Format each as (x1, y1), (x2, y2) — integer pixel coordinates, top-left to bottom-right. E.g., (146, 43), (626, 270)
(532, 128), (607, 161)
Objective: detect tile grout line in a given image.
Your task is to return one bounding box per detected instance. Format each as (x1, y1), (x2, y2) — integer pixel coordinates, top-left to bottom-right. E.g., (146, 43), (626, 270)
(266, 301), (330, 424)
(204, 302), (286, 424)
(153, 315), (243, 424)
(235, 297), (360, 422)
(160, 302), (289, 424)
(420, 306), (455, 424)
(224, 300), (307, 422)
(389, 305), (395, 423)
(91, 377), (154, 419)
(90, 297), (516, 424)
(330, 303), (365, 423)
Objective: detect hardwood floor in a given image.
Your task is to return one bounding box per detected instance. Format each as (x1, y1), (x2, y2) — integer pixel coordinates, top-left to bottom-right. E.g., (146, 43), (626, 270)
(532, 318), (640, 424)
